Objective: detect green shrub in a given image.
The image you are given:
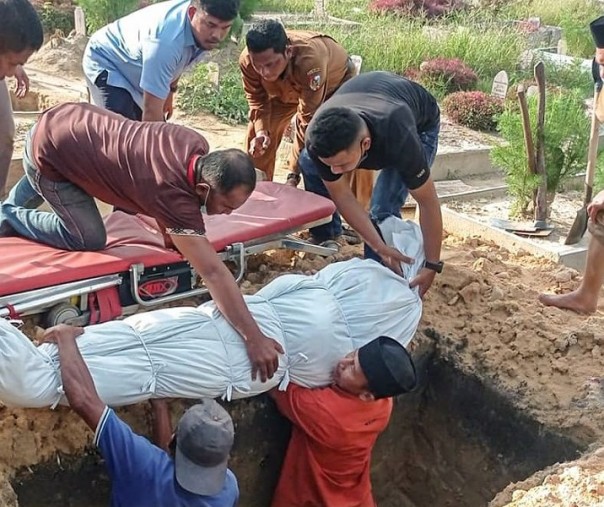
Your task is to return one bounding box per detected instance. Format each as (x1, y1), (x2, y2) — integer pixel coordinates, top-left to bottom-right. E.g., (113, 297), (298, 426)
(443, 91), (503, 130)
(76, 0), (139, 33)
(491, 90), (590, 215)
(178, 63), (248, 125)
(228, 0), (260, 41)
(256, 0), (313, 12)
(240, 0), (261, 19)
(37, 2), (75, 34)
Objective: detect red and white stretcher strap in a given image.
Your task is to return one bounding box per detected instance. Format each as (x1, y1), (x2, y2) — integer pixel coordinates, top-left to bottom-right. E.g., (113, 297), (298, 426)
(4, 304), (20, 320)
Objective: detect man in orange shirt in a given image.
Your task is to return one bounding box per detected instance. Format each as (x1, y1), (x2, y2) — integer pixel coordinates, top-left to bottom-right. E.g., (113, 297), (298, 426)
(269, 336), (417, 507)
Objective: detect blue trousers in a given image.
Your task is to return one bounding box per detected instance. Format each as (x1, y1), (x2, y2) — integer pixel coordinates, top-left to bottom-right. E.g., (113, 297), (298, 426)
(298, 119), (440, 247)
(0, 128), (106, 250)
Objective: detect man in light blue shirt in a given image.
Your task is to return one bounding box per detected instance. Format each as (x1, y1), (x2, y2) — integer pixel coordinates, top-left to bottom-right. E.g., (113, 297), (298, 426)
(41, 323), (239, 507)
(83, 0), (239, 122)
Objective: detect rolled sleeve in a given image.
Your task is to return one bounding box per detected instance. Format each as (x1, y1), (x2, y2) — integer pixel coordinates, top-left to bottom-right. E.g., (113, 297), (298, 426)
(398, 133), (430, 190)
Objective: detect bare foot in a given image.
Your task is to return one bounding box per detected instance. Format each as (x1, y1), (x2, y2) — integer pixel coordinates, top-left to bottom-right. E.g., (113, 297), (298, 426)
(538, 291), (597, 314)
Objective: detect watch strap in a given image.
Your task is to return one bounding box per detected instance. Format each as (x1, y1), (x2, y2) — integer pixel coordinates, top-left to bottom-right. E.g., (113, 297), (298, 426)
(424, 260), (444, 273)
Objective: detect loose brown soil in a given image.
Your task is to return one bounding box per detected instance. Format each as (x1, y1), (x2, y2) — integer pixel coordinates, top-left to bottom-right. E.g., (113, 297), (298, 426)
(3, 40), (603, 506)
(27, 35), (88, 80)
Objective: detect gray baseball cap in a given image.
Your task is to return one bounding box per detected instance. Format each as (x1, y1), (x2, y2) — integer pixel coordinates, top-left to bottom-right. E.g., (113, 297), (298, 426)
(174, 399), (235, 496)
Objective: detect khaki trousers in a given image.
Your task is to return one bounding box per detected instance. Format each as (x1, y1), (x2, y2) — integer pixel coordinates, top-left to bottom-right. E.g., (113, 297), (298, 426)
(345, 169), (374, 212)
(245, 100), (297, 181)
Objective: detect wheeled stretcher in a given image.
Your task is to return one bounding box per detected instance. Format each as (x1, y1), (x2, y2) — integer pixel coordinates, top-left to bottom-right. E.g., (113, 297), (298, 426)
(0, 182), (337, 326)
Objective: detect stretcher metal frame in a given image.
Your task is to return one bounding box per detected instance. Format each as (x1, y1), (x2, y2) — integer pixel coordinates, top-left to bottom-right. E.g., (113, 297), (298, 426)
(0, 216), (337, 322)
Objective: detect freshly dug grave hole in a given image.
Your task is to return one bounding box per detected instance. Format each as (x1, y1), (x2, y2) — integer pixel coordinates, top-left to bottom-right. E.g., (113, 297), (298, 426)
(11, 354), (582, 507)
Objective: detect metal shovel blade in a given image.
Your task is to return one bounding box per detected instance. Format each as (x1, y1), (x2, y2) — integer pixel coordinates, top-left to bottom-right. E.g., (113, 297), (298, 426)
(564, 75), (602, 245)
(564, 207), (588, 245)
(490, 218), (538, 232)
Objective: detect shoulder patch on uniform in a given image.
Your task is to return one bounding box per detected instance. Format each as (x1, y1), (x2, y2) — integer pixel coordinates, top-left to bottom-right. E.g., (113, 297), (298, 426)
(307, 67), (322, 91)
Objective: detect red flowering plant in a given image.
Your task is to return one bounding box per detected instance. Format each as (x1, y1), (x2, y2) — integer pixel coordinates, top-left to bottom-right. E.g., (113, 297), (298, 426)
(418, 57), (478, 93)
(370, 0), (465, 18)
(442, 91), (504, 131)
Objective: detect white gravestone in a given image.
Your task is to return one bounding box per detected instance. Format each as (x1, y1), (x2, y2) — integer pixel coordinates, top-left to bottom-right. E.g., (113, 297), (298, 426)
(491, 70), (509, 100)
(557, 39), (568, 56)
(74, 7), (86, 36)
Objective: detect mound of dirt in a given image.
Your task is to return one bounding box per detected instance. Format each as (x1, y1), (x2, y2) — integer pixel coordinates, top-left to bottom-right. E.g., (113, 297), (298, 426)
(490, 445), (604, 506)
(422, 233), (604, 446)
(28, 33), (88, 79)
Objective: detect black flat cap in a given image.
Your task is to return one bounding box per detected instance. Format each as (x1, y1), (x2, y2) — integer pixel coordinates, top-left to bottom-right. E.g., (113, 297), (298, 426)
(358, 336), (417, 399)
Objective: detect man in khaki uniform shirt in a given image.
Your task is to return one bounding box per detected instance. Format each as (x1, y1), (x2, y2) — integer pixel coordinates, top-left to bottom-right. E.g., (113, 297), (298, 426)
(240, 19), (353, 183)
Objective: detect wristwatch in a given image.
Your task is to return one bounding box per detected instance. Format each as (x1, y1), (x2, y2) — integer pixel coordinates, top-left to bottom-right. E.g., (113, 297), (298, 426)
(424, 260), (444, 273)
(287, 172), (301, 185)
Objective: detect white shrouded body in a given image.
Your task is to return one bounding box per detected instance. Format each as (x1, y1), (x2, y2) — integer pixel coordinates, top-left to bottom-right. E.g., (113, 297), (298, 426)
(0, 218), (424, 408)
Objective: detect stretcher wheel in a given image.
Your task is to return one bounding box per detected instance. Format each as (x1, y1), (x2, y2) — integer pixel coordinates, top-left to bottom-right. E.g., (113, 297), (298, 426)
(45, 303), (82, 327)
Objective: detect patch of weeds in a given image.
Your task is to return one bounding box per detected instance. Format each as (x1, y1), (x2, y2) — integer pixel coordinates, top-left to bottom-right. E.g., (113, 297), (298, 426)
(76, 0), (139, 33)
(178, 63), (248, 125)
(37, 2), (75, 34)
(240, 0), (261, 19)
(324, 18), (525, 81)
(256, 0), (314, 13)
(511, 59), (593, 100)
(556, 7), (601, 59)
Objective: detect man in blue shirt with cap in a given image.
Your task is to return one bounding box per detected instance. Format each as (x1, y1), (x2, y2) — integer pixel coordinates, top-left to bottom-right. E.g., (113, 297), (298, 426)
(43, 324), (239, 507)
(83, 0), (239, 122)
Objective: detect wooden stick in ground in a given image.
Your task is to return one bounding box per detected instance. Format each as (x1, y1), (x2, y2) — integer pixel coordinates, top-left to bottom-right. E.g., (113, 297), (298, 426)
(533, 61), (548, 225)
(517, 84), (537, 210)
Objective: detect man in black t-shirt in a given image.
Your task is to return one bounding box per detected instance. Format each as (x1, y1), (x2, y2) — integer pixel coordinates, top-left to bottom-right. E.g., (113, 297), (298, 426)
(299, 71), (442, 297)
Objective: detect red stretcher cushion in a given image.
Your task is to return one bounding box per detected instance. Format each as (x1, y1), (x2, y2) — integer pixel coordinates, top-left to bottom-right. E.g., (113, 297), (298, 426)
(0, 182), (335, 297)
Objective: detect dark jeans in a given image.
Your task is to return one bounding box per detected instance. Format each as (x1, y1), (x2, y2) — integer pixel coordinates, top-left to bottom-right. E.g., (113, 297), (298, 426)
(0, 128), (106, 250)
(92, 70), (142, 121)
(298, 119), (440, 252)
